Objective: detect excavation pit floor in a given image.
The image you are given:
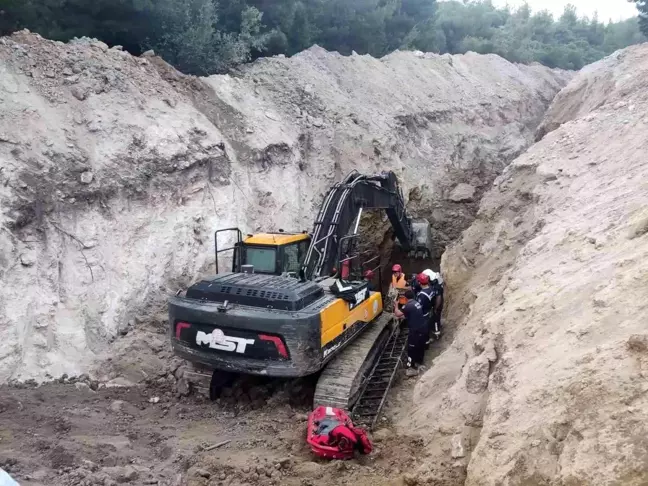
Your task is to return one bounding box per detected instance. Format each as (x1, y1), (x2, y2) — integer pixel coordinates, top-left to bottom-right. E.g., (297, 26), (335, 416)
(0, 359), (441, 486)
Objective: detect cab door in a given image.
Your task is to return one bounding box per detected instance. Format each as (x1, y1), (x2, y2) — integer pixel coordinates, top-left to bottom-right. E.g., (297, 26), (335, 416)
(279, 239), (310, 275)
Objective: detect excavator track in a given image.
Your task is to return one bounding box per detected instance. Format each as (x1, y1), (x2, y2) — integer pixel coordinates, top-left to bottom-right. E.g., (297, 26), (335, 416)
(313, 312), (396, 411)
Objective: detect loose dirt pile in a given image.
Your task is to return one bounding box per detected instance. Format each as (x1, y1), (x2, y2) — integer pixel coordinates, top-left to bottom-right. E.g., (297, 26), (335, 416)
(406, 44), (648, 485)
(0, 30), (569, 383)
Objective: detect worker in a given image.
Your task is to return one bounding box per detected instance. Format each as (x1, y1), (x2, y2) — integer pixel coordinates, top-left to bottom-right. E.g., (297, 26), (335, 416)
(423, 269), (444, 340)
(410, 272), (422, 294)
(363, 269), (376, 291)
(394, 289), (427, 371)
(390, 264), (409, 311)
(415, 273), (436, 346)
(433, 271), (444, 336)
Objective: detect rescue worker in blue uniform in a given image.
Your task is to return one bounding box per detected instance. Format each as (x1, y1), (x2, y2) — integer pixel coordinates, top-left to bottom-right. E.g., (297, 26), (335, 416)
(414, 273), (436, 347)
(423, 269), (444, 340)
(394, 289), (428, 370)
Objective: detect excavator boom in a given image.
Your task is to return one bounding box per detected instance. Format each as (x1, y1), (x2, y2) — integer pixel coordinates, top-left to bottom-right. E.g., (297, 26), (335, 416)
(302, 170), (432, 280)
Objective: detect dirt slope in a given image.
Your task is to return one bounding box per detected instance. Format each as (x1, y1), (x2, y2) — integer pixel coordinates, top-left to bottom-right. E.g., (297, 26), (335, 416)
(406, 43), (648, 485)
(0, 31), (569, 383)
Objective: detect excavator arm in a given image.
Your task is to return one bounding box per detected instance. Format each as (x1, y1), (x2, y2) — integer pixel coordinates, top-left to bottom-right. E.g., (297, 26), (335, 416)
(301, 170), (432, 281)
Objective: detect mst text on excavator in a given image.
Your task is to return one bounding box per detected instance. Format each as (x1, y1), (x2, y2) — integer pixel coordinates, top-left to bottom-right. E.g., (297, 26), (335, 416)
(168, 170), (434, 413)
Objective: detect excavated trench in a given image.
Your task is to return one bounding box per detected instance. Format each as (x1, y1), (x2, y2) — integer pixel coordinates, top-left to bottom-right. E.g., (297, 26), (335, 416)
(0, 31), (578, 486)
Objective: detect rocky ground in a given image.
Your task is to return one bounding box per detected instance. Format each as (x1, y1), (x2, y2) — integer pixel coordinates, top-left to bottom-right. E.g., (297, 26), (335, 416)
(0, 359), (430, 486)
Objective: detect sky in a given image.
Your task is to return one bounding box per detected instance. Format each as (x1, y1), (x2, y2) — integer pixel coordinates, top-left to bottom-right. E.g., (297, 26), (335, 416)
(492, 0), (639, 22)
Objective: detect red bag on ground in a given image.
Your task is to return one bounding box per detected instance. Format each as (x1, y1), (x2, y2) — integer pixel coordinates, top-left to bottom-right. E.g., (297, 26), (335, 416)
(307, 406), (373, 460)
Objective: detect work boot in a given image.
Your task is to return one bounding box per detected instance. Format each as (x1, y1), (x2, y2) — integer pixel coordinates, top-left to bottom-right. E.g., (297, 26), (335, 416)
(405, 368), (419, 377)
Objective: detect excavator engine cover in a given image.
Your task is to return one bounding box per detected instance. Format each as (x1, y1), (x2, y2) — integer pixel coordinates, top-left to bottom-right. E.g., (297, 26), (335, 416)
(307, 406), (373, 460)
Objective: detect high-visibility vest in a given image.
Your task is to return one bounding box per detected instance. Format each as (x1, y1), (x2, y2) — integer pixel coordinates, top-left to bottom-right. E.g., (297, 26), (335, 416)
(392, 274), (408, 305)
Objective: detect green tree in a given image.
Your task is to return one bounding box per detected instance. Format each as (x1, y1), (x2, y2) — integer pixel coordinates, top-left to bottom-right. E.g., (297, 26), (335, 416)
(434, 0), (644, 70)
(0, 0), (645, 74)
(632, 0), (648, 36)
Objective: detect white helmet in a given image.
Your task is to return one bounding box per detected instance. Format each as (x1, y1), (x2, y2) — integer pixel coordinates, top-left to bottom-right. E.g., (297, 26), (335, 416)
(423, 269), (444, 286)
(422, 269), (437, 282)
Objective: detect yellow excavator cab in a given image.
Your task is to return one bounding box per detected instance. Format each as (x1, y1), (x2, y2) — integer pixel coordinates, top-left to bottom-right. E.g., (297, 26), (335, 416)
(215, 229), (311, 276)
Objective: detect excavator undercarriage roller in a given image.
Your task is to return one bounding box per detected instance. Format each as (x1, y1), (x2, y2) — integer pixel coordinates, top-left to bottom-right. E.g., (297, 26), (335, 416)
(313, 313), (396, 411)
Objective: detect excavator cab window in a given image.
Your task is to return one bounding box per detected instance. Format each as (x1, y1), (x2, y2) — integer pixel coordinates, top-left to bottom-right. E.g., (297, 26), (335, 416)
(281, 240), (310, 274)
(243, 246), (277, 274)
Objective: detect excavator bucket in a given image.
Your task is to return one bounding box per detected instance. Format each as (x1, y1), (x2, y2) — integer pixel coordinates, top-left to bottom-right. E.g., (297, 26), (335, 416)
(409, 219), (434, 259)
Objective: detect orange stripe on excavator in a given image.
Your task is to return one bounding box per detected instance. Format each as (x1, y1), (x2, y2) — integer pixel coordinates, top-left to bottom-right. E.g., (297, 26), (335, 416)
(319, 292), (384, 347)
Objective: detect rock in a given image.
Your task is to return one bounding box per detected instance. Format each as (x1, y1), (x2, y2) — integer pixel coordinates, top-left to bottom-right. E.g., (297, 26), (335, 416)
(105, 377), (136, 388)
(31, 470), (48, 481)
(277, 457), (291, 469)
(174, 366), (185, 380)
(372, 428), (391, 442)
(74, 382), (94, 393)
(402, 473), (419, 485)
(627, 334), (648, 353)
(148, 396), (160, 404)
(71, 86), (89, 101)
(176, 378), (190, 397)
(451, 434), (466, 458)
(312, 118), (324, 128)
(483, 342), (498, 362)
(80, 171), (94, 184)
(293, 462), (322, 478)
(141, 50), (155, 57)
(103, 466), (138, 483)
(20, 251), (37, 267)
(448, 183), (476, 203)
(194, 468), (210, 479)
(91, 41), (109, 52)
(465, 355), (490, 394)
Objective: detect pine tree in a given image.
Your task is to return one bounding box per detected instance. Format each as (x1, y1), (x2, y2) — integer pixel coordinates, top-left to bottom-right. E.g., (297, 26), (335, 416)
(633, 0), (648, 37)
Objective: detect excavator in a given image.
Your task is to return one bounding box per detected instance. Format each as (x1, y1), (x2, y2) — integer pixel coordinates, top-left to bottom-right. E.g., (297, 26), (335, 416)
(168, 170), (433, 414)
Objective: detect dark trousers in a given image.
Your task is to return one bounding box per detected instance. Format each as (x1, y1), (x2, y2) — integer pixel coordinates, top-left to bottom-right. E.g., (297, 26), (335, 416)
(430, 296), (444, 337)
(408, 330), (427, 366)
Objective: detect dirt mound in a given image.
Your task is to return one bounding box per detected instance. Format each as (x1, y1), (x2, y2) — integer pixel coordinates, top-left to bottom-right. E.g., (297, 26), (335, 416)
(405, 43), (648, 484)
(0, 30), (569, 383)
